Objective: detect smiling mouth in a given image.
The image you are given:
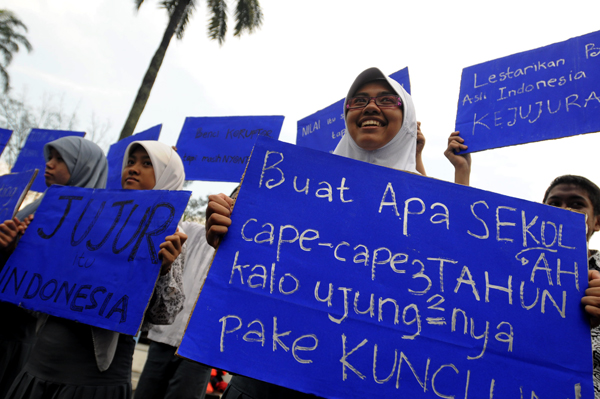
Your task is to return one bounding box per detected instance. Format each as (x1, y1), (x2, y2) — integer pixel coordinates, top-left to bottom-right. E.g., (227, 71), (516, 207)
(360, 120), (384, 127)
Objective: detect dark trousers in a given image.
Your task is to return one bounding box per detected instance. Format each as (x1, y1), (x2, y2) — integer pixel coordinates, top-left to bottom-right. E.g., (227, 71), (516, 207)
(134, 341), (211, 399)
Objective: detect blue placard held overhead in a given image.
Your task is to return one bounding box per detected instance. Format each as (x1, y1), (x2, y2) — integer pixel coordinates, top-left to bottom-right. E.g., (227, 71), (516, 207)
(179, 136), (592, 398)
(0, 128), (13, 157)
(296, 67), (411, 154)
(106, 125), (162, 189)
(11, 129), (85, 192)
(456, 30), (600, 153)
(175, 116), (284, 183)
(0, 169), (38, 223)
(0, 186), (191, 335)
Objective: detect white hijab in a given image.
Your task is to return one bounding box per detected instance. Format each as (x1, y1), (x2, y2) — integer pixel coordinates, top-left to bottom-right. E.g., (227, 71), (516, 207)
(91, 141), (186, 372)
(122, 141), (185, 190)
(333, 67), (418, 173)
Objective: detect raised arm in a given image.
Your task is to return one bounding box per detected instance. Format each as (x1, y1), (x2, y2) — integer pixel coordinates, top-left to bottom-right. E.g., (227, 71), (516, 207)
(444, 131), (471, 186)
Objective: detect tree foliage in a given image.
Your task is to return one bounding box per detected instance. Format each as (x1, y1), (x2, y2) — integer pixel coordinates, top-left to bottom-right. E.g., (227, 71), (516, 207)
(181, 180), (209, 223)
(0, 10), (32, 92)
(182, 194), (208, 223)
(0, 90), (111, 170)
(119, 0), (263, 140)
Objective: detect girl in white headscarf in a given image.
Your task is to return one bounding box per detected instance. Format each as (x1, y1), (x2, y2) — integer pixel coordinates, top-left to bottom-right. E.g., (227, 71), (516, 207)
(6, 140), (187, 399)
(121, 141), (187, 325)
(205, 67), (426, 399)
(333, 67), (420, 173)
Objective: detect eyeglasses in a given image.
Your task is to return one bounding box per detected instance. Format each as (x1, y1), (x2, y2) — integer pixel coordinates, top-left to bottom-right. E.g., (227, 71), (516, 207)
(346, 95), (402, 110)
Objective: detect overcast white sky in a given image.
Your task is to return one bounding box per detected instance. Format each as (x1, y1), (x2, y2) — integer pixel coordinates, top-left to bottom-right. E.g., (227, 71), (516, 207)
(4, 0), (600, 245)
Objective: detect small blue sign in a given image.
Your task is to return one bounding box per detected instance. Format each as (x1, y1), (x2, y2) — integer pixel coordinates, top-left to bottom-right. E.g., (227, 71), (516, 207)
(11, 129), (85, 193)
(0, 186), (191, 335)
(456, 30), (600, 153)
(106, 125), (162, 189)
(0, 169), (37, 222)
(296, 68), (411, 154)
(175, 116), (284, 183)
(179, 136), (592, 398)
(0, 128), (13, 157)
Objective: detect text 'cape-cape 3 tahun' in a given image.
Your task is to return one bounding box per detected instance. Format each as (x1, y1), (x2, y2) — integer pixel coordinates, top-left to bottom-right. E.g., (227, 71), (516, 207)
(178, 136), (593, 398)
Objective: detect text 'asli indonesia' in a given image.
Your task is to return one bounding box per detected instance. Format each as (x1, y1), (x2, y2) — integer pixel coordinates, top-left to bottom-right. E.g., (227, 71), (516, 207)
(470, 42), (600, 91)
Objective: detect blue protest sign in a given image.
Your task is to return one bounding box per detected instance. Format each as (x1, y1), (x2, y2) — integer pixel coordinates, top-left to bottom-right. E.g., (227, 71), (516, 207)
(11, 129), (85, 192)
(0, 186), (191, 335)
(106, 125), (161, 189)
(456, 30), (600, 153)
(0, 169), (38, 222)
(0, 128), (13, 156)
(296, 68), (411, 153)
(175, 116), (284, 183)
(179, 136), (592, 398)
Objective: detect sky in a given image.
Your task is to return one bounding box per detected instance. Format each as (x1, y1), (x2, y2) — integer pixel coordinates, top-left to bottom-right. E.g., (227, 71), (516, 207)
(3, 0), (600, 245)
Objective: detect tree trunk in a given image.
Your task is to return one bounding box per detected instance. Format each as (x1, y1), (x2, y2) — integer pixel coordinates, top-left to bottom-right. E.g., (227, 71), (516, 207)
(118, 0), (190, 140)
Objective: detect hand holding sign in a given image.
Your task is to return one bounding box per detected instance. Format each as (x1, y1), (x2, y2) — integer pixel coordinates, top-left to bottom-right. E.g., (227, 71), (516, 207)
(0, 214), (34, 247)
(159, 230), (188, 275)
(444, 132), (471, 185)
(583, 269), (600, 328)
(205, 193), (234, 248)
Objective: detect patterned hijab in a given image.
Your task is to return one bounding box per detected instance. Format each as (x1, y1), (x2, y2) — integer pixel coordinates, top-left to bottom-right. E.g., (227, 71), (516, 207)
(333, 67), (418, 173)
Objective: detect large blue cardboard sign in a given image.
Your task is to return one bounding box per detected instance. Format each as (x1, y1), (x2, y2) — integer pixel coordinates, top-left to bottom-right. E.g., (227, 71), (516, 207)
(296, 68), (411, 154)
(175, 116), (284, 183)
(0, 186), (191, 335)
(106, 125), (161, 189)
(179, 136), (592, 398)
(11, 129), (85, 193)
(456, 30), (600, 153)
(0, 169), (38, 223)
(0, 128), (13, 157)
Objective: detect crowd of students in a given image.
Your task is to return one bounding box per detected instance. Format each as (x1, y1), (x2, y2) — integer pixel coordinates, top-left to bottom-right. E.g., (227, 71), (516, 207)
(0, 66), (599, 399)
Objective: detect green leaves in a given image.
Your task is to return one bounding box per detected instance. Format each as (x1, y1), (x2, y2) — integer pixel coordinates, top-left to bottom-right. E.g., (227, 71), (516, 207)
(234, 0), (263, 37)
(207, 0), (263, 45)
(207, 0), (227, 45)
(0, 9), (32, 92)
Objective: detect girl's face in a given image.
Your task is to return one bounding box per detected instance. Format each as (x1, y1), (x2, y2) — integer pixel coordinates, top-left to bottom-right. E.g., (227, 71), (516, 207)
(45, 147), (71, 186)
(345, 81), (404, 151)
(122, 146), (156, 190)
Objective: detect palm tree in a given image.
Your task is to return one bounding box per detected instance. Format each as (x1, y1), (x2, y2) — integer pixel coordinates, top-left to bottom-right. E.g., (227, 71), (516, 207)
(0, 10), (32, 93)
(119, 0), (263, 140)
